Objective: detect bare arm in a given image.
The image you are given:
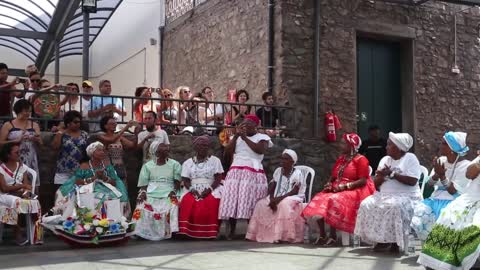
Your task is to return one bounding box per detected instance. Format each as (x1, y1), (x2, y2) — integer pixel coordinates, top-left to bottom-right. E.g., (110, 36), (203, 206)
(120, 135), (137, 150)
(0, 174), (28, 193)
(224, 134), (239, 158)
(51, 131), (64, 150)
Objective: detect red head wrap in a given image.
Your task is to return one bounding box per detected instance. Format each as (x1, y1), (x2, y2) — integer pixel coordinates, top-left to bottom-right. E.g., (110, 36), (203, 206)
(342, 133), (362, 151)
(244, 114), (260, 126)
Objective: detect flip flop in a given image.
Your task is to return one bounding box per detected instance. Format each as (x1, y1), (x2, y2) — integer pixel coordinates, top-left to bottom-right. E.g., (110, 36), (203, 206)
(324, 237), (337, 247)
(314, 236), (327, 245)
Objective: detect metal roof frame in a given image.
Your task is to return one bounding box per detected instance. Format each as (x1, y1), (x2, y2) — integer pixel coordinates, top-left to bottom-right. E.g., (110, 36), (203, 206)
(0, 0), (123, 72)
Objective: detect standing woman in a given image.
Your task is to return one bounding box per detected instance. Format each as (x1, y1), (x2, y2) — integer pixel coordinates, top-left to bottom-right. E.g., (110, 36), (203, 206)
(231, 89), (252, 125)
(219, 115), (273, 240)
(133, 141), (182, 241)
(52, 110), (89, 185)
(355, 132), (422, 253)
(246, 149), (306, 243)
(97, 116), (138, 186)
(0, 99), (42, 185)
(302, 133), (375, 246)
(411, 131), (470, 241)
(178, 135), (224, 239)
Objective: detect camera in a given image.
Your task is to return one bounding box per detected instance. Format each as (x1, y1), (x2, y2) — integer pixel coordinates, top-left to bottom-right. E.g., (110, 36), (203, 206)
(17, 78), (27, 84)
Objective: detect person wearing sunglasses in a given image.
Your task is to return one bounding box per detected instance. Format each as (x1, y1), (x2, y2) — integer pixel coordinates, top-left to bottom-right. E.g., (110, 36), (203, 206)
(159, 88), (178, 135)
(51, 110), (89, 186)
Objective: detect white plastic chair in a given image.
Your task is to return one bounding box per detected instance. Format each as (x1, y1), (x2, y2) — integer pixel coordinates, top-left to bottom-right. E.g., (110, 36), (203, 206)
(295, 165), (315, 203)
(419, 165), (430, 199)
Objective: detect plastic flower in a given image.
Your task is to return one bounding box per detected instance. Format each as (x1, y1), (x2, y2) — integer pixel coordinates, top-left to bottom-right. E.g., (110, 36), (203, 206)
(99, 219), (110, 227)
(92, 219), (100, 226)
(96, 227), (104, 234)
(132, 209), (141, 220)
(121, 221), (129, 229)
(109, 223), (121, 233)
(153, 213), (161, 220)
(84, 223), (92, 231)
(63, 220), (75, 231)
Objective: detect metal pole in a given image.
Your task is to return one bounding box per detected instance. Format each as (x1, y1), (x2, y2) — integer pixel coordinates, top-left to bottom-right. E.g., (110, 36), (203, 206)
(313, 0), (320, 137)
(54, 40), (60, 83)
(82, 12), (90, 81)
(267, 0), (275, 94)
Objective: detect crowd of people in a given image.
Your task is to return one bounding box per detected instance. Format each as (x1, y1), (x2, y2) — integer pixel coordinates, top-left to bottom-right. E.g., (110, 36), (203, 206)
(2, 62), (480, 270)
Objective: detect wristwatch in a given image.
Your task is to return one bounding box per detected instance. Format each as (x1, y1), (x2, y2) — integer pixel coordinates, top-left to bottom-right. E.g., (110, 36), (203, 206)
(389, 171), (395, 179)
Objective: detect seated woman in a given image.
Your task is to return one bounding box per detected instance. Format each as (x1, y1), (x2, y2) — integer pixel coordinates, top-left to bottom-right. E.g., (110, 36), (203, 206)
(52, 141), (130, 217)
(246, 149), (306, 243)
(418, 156), (480, 270)
(178, 135), (224, 239)
(302, 133), (375, 246)
(133, 141), (182, 241)
(411, 131), (470, 241)
(0, 143), (40, 245)
(355, 132), (422, 253)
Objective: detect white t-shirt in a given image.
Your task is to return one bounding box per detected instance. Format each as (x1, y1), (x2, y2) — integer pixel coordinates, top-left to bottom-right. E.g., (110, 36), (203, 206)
(80, 98), (93, 131)
(137, 128), (170, 163)
(378, 152), (422, 193)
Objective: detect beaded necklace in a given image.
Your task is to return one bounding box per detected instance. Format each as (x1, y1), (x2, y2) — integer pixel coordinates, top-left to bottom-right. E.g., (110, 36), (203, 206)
(335, 153), (356, 182)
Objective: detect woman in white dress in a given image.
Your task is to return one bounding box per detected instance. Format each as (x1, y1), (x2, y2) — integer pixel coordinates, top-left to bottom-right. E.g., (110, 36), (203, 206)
(218, 114), (273, 240)
(411, 131), (470, 241)
(133, 141), (182, 241)
(354, 132), (422, 253)
(0, 143), (40, 245)
(418, 156), (480, 270)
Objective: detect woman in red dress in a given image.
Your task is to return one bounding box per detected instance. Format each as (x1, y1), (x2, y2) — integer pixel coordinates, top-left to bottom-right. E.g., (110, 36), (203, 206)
(302, 133), (375, 246)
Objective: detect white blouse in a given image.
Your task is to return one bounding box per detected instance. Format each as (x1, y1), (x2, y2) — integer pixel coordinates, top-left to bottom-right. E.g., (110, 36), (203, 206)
(378, 152), (422, 194)
(232, 133), (273, 170)
(429, 157), (470, 200)
(181, 156), (224, 193)
(272, 167), (306, 200)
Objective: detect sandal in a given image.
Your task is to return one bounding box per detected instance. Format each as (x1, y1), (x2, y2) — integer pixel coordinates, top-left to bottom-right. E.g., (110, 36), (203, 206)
(314, 236), (327, 245)
(323, 237), (337, 247)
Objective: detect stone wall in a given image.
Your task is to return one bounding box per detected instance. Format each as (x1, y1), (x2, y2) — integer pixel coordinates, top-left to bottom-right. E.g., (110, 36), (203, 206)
(162, 0), (272, 102)
(36, 133), (335, 210)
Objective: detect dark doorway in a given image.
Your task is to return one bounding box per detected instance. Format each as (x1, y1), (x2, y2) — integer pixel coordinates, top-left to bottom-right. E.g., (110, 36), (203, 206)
(357, 38), (402, 139)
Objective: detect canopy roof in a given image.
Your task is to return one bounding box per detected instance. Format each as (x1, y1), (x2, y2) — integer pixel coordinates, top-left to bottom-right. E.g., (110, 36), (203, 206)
(0, 0), (122, 72)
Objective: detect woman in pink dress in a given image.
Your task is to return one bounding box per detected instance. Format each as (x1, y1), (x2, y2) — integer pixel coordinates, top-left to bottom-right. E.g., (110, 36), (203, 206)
(246, 149), (305, 243)
(302, 133), (375, 246)
(218, 115), (273, 240)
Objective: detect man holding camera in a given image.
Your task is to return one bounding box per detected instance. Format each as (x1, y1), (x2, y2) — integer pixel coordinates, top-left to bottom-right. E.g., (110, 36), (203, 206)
(88, 80), (126, 132)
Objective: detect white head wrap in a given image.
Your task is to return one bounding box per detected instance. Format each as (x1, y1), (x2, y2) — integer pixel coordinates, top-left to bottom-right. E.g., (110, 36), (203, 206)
(282, 149), (298, 164)
(443, 131), (469, 157)
(149, 140), (168, 158)
(388, 132), (413, 152)
(86, 141), (104, 158)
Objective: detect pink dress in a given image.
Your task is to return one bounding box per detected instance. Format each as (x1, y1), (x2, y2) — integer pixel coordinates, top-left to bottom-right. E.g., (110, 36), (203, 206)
(246, 168), (306, 243)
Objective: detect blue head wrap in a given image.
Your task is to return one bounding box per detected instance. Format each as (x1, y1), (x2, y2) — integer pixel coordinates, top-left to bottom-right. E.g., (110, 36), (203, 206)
(443, 131), (469, 157)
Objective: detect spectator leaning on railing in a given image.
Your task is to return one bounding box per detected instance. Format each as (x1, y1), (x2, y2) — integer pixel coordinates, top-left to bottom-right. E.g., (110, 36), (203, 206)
(256, 91), (280, 137)
(133, 87), (159, 123)
(231, 89), (252, 125)
(88, 80), (126, 132)
(159, 88), (178, 135)
(33, 79), (62, 130)
(0, 63), (25, 121)
(81, 80), (94, 132)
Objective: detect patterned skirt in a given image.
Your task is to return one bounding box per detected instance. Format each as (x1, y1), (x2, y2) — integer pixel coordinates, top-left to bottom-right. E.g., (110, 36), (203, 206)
(302, 180), (375, 233)
(218, 166), (268, 220)
(418, 195), (480, 270)
(132, 197), (179, 241)
(354, 191), (422, 248)
(246, 196), (305, 243)
(178, 193), (220, 239)
(0, 194), (41, 225)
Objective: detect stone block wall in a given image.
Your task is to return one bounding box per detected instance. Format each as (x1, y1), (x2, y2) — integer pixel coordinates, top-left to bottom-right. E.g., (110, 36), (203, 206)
(162, 0), (272, 102)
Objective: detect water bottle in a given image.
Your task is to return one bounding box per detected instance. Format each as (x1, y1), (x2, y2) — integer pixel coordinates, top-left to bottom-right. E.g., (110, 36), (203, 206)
(407, 233), (416, 255)
(303, 226), (310, 244)
(352, 234), (361, 248)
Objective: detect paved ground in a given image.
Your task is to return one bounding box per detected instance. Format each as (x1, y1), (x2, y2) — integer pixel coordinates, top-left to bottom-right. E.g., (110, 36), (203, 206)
(0, 235), (424, 270)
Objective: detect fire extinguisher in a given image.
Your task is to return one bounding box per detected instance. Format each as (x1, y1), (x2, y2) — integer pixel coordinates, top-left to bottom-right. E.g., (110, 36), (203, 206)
(325, 110), (342, 142)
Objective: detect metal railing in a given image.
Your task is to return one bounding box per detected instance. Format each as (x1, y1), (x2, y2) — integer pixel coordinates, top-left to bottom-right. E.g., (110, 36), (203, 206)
(0, 89), (296, 137)
(165, 0), (208, 24)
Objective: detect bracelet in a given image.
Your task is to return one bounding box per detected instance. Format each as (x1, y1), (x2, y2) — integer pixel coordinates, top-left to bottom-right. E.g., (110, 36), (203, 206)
(441, 179), (450, 187)
(347, 183), (352, 189)
(208, 186), (214, 192)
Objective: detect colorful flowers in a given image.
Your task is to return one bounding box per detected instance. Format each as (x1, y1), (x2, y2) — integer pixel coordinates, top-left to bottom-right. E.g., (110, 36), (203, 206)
(109, 223), (121, 233)
(132, 209), (141, 220)
(98, 218), (110, 227)
(63, 220), (75, 231)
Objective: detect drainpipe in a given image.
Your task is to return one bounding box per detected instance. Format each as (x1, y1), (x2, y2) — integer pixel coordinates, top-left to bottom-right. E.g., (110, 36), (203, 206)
(159, 26), (165, 88)
(267, 0), (275, 94)
(313, 0), (320, 137)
